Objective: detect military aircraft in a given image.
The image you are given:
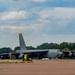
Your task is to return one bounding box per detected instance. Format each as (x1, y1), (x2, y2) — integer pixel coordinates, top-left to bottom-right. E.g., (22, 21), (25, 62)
(0, 33), (63, 59)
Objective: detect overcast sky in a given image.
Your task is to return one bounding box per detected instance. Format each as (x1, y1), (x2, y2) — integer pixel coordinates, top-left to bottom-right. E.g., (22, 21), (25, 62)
(0, 0), (75, 49)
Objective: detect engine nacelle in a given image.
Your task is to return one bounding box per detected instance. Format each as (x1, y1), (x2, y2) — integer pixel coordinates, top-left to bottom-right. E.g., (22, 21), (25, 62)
(43, 49), (63, 59)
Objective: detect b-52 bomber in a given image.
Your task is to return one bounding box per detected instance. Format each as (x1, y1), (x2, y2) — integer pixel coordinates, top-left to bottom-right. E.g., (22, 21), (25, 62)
(0, 33), (63, 59)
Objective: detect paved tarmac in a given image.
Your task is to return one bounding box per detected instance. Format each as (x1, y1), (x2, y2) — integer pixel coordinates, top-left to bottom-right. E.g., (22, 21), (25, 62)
(0, 59), (75, 75)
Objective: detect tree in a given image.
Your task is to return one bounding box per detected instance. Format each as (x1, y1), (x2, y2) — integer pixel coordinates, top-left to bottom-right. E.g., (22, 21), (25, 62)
(14, 46), (35, 51)
(0, 47), (12, 54)
(63, 48), (70, 52)
(37, 43), (59, 49)
(14, 46), (20, 52)
(59, 42), (69, 49)
(26, 46), (35, 50)
(37, 43), (49, 49)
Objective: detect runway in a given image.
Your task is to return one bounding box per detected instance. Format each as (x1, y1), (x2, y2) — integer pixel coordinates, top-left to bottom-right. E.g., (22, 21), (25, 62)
(0, 59), (75, 75)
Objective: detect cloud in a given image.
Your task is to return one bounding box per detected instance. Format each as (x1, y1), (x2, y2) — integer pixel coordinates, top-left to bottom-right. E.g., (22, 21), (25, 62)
(31, 0), (48, 2)
(38, 7), (75, 20)
(0, 7), (75, 22)
(0, 24), (42, 30)
(30, 7), (75, 34)
(0, 0), (75, 48)
(0, 11), (28, 21)
(0, 0), (75, 14)
(0, 24), (43, 36)
(0, 7), (75, 35)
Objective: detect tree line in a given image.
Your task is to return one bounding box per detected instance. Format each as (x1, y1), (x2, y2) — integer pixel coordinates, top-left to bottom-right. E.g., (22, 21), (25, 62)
(0, 42), (75, 54)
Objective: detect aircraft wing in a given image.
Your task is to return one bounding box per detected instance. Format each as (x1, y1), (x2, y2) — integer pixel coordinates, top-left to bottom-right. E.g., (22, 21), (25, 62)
(0, 50), (48, 56)
(18, 49), (49, 54)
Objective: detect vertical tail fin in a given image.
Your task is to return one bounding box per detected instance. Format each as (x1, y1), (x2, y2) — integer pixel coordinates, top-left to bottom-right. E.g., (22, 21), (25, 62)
(19, 33), (27, 50)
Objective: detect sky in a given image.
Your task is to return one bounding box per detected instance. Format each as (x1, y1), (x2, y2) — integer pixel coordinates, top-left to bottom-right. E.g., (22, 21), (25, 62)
(0, 0), (75, 49)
